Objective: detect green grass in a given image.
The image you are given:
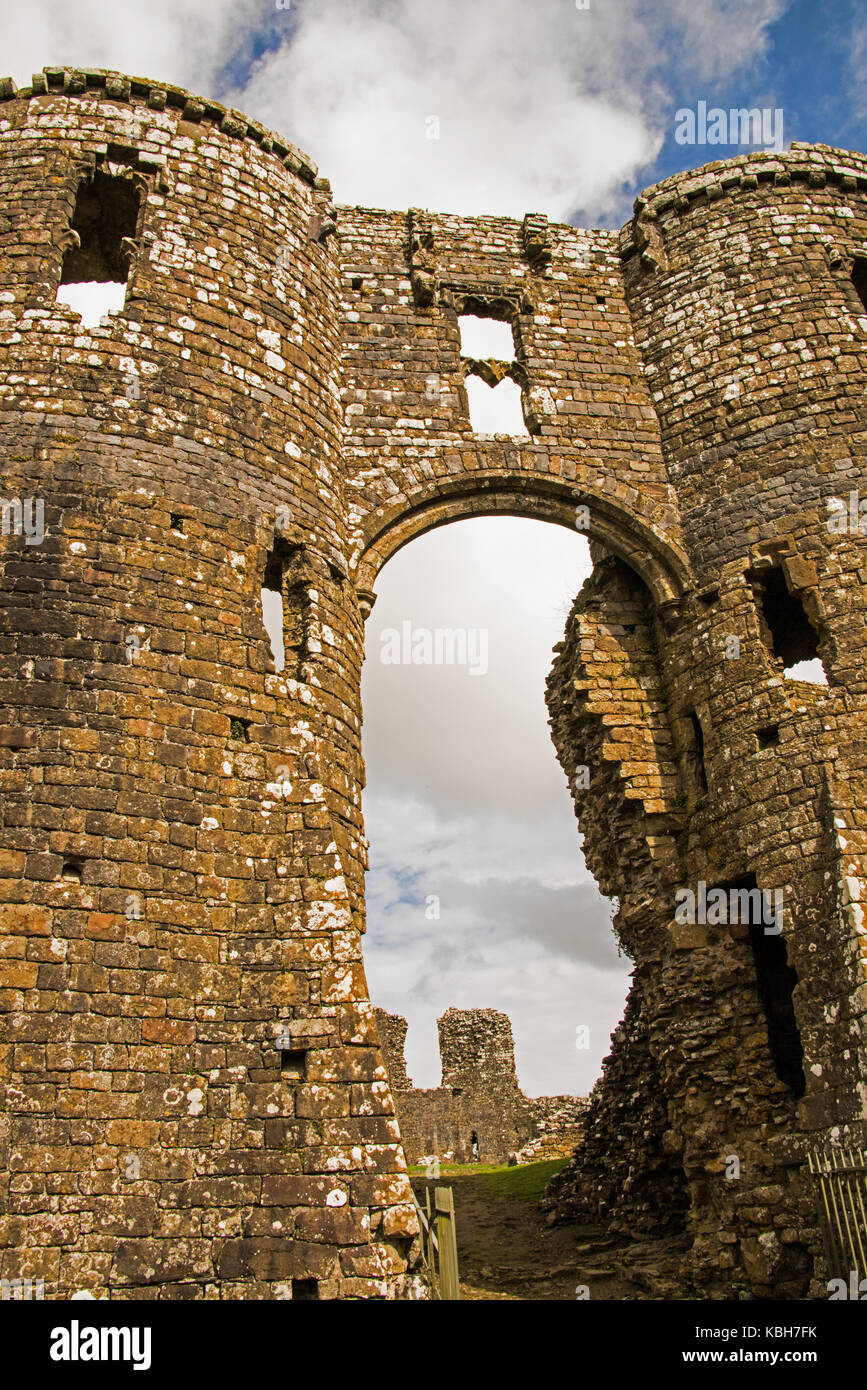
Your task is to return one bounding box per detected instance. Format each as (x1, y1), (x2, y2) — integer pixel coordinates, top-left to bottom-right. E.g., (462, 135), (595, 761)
(409, 1157), (568, 1201)
(408, 1161), (504, 1177)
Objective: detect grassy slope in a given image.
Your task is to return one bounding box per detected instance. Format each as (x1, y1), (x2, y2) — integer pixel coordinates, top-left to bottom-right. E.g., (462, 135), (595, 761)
(408, 1157), (568, 1201)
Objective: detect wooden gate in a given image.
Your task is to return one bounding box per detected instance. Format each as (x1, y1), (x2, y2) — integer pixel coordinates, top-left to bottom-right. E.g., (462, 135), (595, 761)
(412, 1185), (461, 1300)
(807, 1146), (867, 1283)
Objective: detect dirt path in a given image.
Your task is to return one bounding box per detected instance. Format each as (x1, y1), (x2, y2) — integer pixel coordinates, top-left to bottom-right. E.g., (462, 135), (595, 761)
(411, 1164), (688, 1301)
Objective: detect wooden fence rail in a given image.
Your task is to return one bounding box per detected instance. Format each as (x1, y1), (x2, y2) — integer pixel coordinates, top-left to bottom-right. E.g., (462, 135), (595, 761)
(412, 1185), (460, 1300)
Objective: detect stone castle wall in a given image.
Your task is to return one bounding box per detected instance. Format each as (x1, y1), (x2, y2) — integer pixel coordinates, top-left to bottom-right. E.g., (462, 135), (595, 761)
(0, 68), (415, 1302)
(374, 1008), (587, 1165)
(0, 66), (865, 1298)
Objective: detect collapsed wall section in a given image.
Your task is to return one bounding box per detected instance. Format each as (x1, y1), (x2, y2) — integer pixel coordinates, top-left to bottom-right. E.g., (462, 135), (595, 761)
(543, 553), (689, 1239)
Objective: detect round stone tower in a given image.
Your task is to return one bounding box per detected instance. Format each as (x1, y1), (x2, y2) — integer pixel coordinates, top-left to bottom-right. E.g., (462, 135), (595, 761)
(0, 67), (416, 1300)
(545, 145), (867, 1296)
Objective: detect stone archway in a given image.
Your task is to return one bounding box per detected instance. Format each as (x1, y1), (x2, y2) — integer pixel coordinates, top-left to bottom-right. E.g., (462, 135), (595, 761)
(353, 474), (691, 615)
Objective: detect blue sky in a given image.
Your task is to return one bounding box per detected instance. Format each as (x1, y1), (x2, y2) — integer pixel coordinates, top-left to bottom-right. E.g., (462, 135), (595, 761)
(646, 0), (866, 198)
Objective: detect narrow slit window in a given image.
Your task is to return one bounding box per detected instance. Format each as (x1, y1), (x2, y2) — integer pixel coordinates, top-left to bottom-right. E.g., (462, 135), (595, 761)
(852, 256), (867, 313)
(261, 539), (307, 676)
(56, 170), (141, 328)
(749, 567), (827, 685)
(684, 710), (707, 794)
(740, 876), (805, 1097)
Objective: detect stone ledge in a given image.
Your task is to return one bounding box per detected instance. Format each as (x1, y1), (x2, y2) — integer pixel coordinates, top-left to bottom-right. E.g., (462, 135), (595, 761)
(0, 66), (318, 187)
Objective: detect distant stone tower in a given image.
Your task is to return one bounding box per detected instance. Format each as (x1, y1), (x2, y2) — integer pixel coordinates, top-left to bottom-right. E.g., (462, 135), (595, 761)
(437, 1007), (521, 1093)
(375, 1008), (411, 1090)
(375, 1008), (586, 1164)
(1, 66), (866, 1300)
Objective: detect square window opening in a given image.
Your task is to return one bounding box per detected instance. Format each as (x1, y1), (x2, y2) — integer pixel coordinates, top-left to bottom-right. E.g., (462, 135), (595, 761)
(458, 315), (515, 362)
(279, 1048), (307, 1081)
(56, 170), (141, 327)
(748, 566), (827, 681)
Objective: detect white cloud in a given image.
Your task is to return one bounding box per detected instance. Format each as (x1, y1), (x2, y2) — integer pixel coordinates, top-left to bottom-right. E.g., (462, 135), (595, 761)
(3, 0), (264, 95)
(7, 0), (789, 221)
(361, 517), (633, 1094)
(227, 0), (789, 218)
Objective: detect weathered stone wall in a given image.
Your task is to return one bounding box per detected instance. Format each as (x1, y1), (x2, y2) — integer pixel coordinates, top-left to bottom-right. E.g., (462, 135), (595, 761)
(0, 68), (419, 1302)
(336, 204), (690, 612)
(375, 1008), (586, 1165)
(0, 66), (865, 1300)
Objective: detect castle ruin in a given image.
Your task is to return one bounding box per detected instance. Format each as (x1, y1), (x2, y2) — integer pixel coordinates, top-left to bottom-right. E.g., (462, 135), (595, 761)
(0, 67), (866, 1299)
(375, 1007), (587, 1166)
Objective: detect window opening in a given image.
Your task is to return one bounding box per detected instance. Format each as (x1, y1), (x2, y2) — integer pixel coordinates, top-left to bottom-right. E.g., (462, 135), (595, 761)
(749, 566), (827, 684)
(56, 169), (141, 327)
(262, 539), (308, 676)
(684, 710), (707, 794)
(756, 724), (780, 749)
(729, 875), (806, 1098)
(458, 314), (529, 437)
